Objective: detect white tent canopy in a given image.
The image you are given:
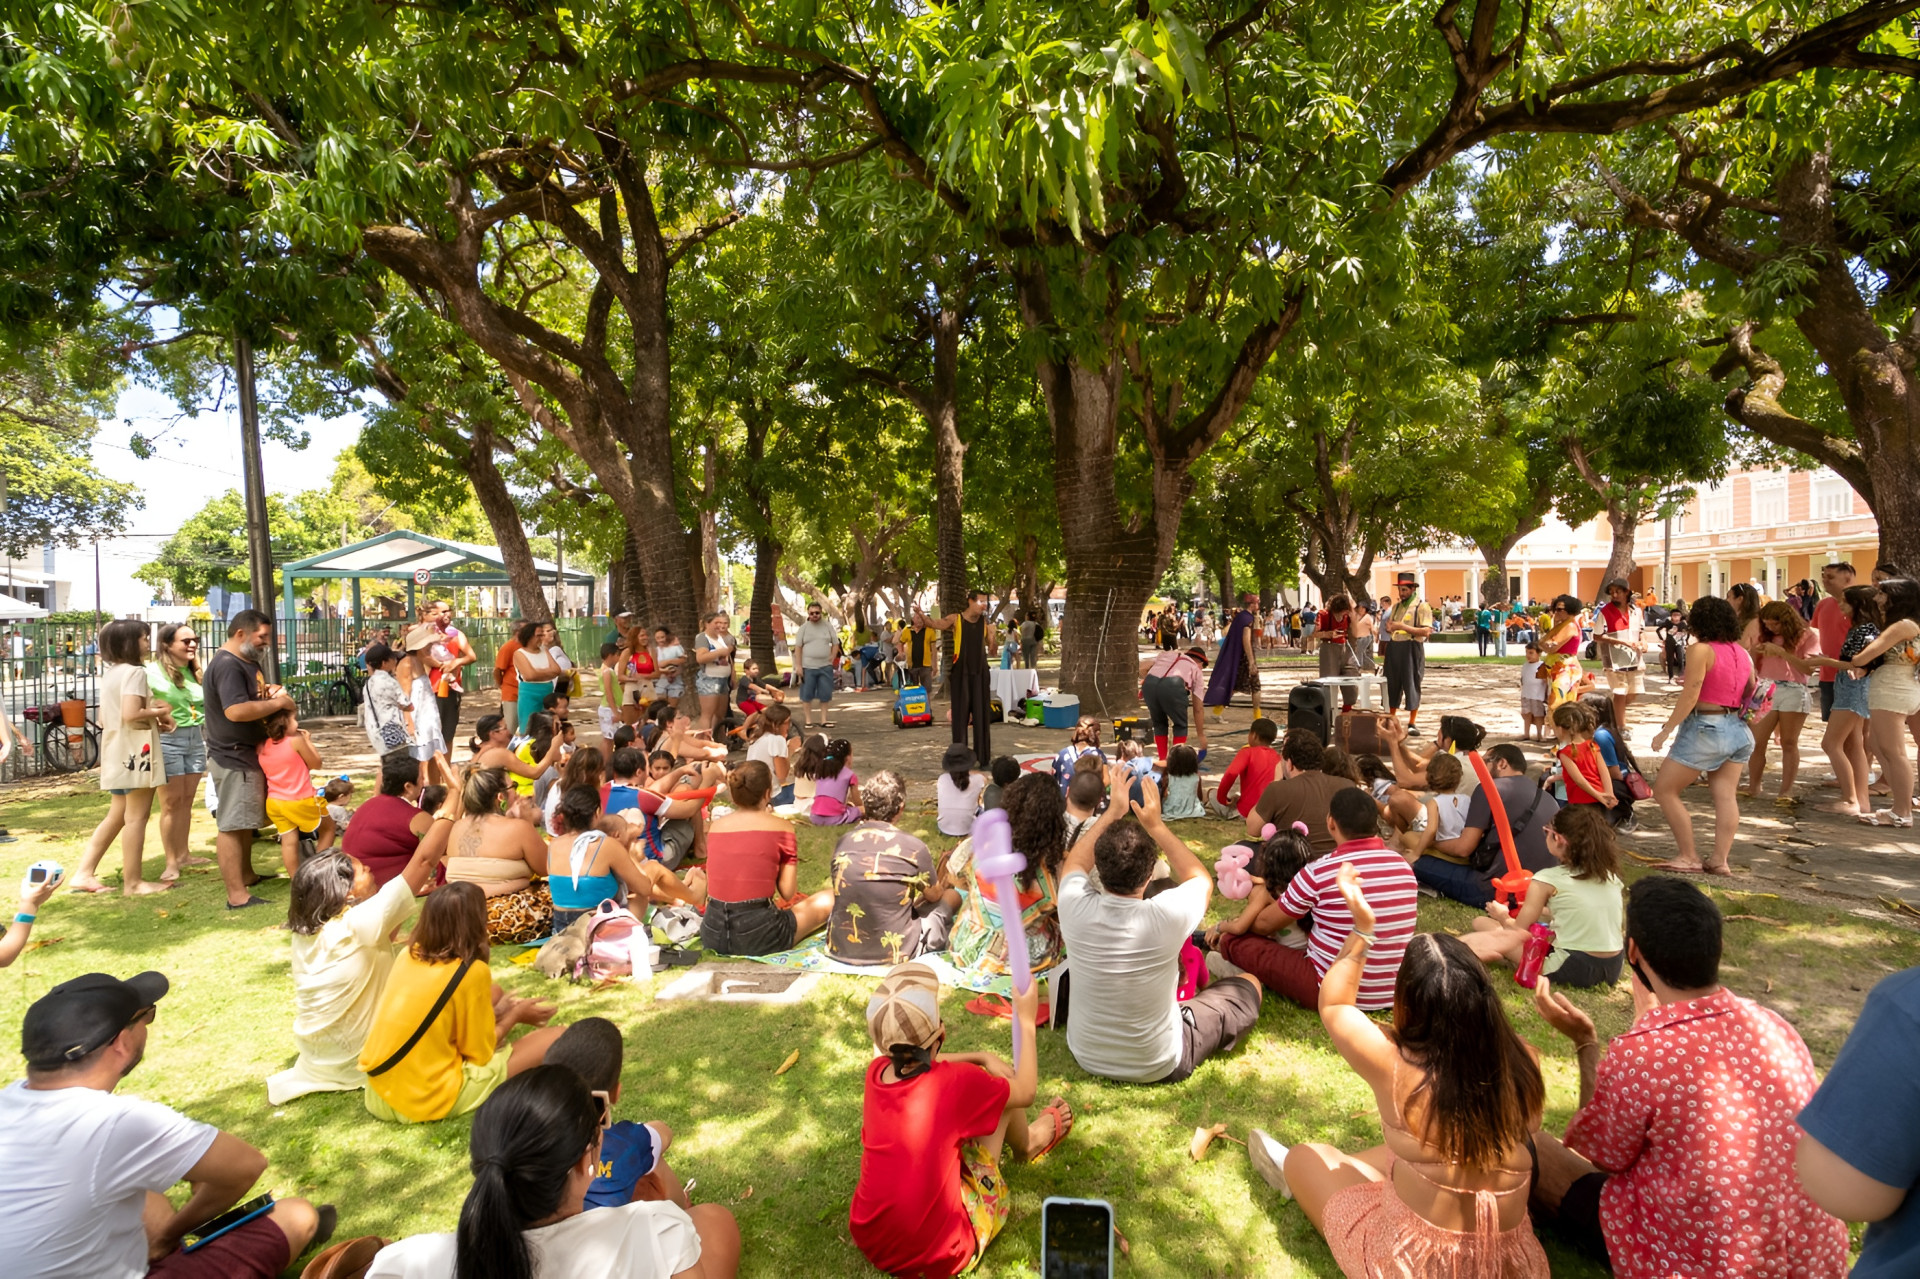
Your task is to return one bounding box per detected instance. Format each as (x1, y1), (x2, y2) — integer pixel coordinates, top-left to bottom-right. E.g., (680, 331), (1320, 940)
(0, 594), (50, 620)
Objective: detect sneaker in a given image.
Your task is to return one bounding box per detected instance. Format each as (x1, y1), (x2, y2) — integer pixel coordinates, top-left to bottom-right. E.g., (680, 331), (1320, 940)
(1615, 816), (1639, 834)
(1247, 1129), (1293, 1199)
(1405, 725), (1422, 737)
(1416, 884), (1439, 898)
(1206, 951), (1246, 981)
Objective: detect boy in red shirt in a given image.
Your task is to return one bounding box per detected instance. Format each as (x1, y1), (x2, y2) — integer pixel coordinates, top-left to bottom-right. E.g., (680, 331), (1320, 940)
(850, 963), (1072, 1277)
(1211, 717), (1280, 819)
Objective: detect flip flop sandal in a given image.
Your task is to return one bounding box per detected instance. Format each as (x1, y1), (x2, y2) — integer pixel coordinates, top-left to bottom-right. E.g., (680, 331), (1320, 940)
(226, 894), (270, 910)
(1659, 862), (1709, 874)
(1029, 1095), (1074, 1162)
(964, 994), (1052, 1026)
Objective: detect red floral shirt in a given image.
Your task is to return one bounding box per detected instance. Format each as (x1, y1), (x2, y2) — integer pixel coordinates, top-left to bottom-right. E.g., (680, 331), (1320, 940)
(1564, 987), (1847, 1278)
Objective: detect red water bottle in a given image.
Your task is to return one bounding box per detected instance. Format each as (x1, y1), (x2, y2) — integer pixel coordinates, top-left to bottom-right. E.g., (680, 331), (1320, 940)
(1514, 922), (1555, 989)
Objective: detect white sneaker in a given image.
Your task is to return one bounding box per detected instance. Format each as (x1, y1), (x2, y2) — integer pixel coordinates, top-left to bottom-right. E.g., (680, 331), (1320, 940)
(1206, 951), (1246, 981)
(1247, 1128), (1293, 1199)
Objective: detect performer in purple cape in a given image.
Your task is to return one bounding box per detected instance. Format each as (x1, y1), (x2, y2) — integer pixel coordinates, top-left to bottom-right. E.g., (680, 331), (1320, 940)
(1204, 595), (1262, 719)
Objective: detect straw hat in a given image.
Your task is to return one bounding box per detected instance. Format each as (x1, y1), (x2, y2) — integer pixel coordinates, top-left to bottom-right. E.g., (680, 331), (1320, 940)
(401, 624), (439, 653)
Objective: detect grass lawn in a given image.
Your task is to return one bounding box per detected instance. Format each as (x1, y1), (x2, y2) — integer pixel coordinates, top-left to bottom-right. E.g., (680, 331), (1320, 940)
(0, 781), (1904, 1277)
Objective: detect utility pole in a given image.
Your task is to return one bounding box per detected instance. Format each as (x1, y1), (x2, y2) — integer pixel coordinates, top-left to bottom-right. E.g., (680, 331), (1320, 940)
(235, 334), (279, 680)
(1661, 513), (1673, 604)
(92, 540), (101, 637)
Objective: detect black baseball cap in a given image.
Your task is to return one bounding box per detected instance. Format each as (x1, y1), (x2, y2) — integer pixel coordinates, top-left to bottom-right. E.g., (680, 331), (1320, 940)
(21, 971), (169, 1070)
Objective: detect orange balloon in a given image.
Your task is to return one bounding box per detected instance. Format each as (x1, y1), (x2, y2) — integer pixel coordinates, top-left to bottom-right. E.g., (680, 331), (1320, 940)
(1466, 750), (1533, 910)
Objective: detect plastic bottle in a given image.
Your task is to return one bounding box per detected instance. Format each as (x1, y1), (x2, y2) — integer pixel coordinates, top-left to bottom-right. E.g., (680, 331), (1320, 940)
(1514, 922), (1556, 989)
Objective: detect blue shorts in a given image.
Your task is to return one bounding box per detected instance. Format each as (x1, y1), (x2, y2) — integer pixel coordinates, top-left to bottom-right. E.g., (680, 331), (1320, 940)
(161, 725), (207, 777)
(1667, 711), (1754, 773)
(800, 666), (835, 703)
(1830, 670), (1872, 718)
(695, 674), (729, 698)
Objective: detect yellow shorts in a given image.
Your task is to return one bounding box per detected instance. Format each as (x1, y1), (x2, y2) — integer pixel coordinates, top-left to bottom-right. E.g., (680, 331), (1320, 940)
(364, 1053), (510, 1124)
(265, 795), (328, 835)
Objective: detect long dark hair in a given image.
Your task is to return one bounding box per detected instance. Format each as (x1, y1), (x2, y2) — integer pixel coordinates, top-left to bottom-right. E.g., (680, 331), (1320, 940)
(525, 712), (557, 765)
(1550, 805), (1621, 882)
(455, 1066), (600, 1279)
(1880, 578), (1920, 628)
(1001, 773), (1068, 889)
(1391, 934), (1545, 1169)
(288, 852), (355, 935)
(469, 712), (505, 755)
(1843, 584), (1884, 629)
(799, 736), (850, 781)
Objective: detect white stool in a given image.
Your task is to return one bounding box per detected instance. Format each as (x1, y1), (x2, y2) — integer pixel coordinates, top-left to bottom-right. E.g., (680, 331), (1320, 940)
(1312, 676), (1386, 712)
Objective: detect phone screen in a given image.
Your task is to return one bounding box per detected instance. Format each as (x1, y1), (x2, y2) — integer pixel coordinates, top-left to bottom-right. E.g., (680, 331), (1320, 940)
(1042, 1201), (1112, 1279)
(181, 1194), (274, 1250)
(28, 867), (49, 883)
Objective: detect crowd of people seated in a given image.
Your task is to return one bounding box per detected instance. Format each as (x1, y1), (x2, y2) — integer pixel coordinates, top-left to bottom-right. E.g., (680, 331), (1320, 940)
(6, 607), (1916, 1279)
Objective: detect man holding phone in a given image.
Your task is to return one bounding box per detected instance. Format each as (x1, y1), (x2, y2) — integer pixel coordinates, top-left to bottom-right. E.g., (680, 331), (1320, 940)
(0, 971), (332, 1277)
(202, 610), (295, 911)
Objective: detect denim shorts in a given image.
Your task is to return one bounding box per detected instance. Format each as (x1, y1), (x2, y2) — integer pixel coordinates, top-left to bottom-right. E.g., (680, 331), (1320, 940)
(695, 674), (729, 698)
(1668, 711), (1754, 773)
(800, 666), (835, 703)
(1831, 670), (1871, 717)
(160, 725), (207, 777)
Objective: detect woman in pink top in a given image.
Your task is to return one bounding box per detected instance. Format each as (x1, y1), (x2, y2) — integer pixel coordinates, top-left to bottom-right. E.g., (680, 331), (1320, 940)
(1745, 601), (1820, 800)
(258, 709), (337, 874)
(1650, 598), (1755, 875)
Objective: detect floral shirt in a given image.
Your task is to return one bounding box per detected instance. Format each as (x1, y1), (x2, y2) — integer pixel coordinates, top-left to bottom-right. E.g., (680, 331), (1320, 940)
(1564, 987), (1846, 1279)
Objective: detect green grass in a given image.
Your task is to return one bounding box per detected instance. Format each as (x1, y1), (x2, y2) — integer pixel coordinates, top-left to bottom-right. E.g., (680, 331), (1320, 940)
(0, 783), (1905, 1277)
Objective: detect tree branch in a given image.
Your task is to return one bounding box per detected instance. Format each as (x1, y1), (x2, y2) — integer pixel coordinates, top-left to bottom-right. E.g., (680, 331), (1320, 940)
(1708, 321), (1872, 492)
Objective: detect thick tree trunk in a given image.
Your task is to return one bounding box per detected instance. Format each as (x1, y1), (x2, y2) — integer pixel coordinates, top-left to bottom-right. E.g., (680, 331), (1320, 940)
(750, 533), (780, 672)
(1600, 503), (1640, 598)
(466, 424), (552, 623)
(929, 300), (969, 667)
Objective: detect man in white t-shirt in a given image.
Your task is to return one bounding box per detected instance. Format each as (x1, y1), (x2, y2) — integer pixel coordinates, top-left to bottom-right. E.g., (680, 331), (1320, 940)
(0, 971), (329, 1279)
(1056, 767), (1262, 1084)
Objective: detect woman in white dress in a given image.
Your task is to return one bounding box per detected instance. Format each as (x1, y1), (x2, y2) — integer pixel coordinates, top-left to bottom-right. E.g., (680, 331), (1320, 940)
(400, 625), (451, 785)
(267, 800), (454, 1104)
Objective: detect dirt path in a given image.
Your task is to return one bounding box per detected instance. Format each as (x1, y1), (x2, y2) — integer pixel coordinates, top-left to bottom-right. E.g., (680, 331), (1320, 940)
(293, 651), (1920, 929)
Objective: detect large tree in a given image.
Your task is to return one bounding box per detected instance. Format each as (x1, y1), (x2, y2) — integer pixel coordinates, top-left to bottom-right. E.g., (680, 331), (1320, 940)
(0, 331), (139, 557)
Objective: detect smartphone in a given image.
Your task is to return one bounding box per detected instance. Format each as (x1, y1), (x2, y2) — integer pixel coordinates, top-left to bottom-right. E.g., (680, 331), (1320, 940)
(1041, 1197), (1113, 1279)
(181, 1194), (275, 1251)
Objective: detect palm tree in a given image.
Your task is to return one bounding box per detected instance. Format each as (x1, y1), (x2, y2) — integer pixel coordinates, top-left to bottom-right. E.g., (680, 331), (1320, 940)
(844, 902), (865, 945)
(881, 931), (905, 965)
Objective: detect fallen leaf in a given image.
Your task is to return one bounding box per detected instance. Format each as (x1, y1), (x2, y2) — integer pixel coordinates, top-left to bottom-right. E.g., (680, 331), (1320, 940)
(738, 1186), (754, 1201)
(774, 1049), (800, 1076)
(1765, 978), (1774, 994)
(23, 937), (62, 951)
(1113, 1225), (1131, 1258)
(1190, 1123), (1228, 1161)
(590, 978), (623, 994)
(155, 910), (168, 918)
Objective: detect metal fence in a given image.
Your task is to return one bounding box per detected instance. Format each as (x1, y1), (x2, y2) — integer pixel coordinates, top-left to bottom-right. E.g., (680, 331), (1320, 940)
(2, 621), (105, 783)
(1, 615), (611, 783)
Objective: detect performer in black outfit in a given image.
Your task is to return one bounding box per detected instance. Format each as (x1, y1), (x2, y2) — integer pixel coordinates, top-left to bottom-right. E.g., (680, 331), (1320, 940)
(931, 591), (996, 763)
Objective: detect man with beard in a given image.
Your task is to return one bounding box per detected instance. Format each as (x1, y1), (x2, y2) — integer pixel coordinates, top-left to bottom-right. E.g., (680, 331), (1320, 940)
(202, 611), (295, 910)
(0, 972), (331, 1277)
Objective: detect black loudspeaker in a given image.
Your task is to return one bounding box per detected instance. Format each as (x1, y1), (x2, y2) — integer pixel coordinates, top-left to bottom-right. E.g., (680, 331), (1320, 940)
(1287, 683), (1335, 747)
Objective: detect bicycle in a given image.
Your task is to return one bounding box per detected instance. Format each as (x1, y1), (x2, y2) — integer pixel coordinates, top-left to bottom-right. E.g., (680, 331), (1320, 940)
(21, 702), (100, 773)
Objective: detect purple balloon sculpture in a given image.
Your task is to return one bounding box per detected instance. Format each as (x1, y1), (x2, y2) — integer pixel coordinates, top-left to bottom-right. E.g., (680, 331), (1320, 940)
(969, 808), (1032, 1068)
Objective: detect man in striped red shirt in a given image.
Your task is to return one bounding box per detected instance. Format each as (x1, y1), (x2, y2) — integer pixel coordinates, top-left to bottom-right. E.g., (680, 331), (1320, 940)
(1212, 787), (1418, 1011)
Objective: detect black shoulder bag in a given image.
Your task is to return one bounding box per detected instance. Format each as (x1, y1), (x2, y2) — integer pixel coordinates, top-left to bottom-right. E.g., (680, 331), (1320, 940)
(1471, 781), (1548, 873)
(365, 958), (474, 1077)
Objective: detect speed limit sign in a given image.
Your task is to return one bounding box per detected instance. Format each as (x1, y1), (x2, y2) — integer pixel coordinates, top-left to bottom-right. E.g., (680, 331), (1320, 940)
(413, 569), (431, 586)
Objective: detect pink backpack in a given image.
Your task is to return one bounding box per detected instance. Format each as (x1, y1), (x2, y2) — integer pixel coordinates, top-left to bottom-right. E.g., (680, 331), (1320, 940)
(580, 901), (648, 981)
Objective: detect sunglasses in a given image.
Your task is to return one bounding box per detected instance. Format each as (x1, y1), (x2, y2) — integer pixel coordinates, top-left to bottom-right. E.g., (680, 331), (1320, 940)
(131, 1006), (157, 1028)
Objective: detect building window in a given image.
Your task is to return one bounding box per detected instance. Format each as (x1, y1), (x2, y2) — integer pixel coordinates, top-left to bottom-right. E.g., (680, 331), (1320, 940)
(1809, 469), (1855, 521)
(1750, 475), (1787, 527)
(1700, 482), (1734, 532)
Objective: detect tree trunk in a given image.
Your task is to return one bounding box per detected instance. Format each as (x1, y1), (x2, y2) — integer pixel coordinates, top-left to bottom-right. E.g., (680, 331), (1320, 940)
(1599, 502), (1639, 598)
(750, 532), (780, 672)
(466, 423), (552, 623)
(929, 294), (969, 673)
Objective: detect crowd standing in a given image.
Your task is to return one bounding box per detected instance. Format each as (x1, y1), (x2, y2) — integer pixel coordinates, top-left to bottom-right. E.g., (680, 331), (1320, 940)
(5, 573), (1919, 1279)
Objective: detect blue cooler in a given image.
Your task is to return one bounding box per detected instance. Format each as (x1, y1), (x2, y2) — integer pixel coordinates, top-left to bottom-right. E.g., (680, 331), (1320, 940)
(1041, 694), (1081, 729)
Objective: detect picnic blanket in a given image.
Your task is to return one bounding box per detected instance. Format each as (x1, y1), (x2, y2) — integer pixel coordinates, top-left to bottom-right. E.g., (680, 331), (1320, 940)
(730, 932), (1017, 995)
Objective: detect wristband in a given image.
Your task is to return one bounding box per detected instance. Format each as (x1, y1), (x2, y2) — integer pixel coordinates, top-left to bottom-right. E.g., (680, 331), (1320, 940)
(1350, 931), (1375, 945)
(14, 913), (35, 924)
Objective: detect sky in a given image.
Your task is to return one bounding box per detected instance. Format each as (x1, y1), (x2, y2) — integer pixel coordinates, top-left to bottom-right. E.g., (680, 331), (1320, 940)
(39, 382), (364, 615)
